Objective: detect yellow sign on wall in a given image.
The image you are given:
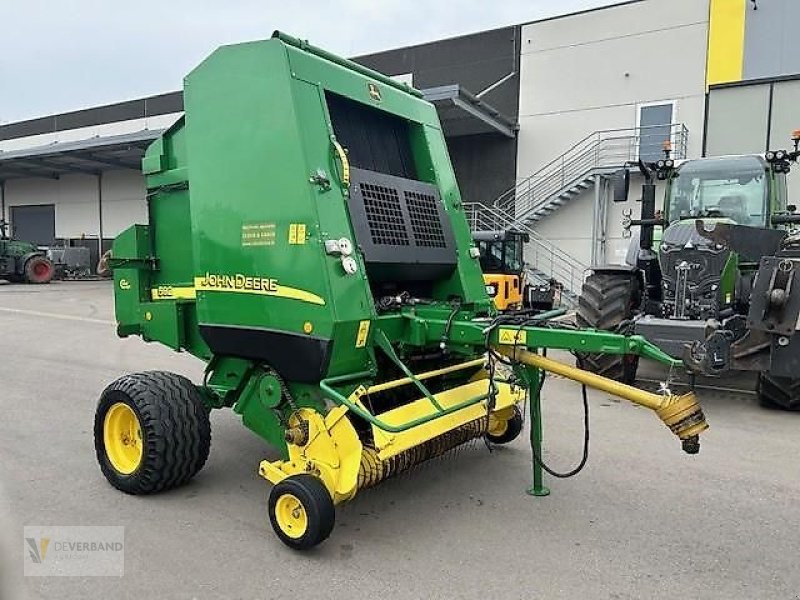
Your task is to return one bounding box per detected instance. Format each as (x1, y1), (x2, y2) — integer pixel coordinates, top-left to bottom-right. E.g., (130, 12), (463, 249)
(706, 0), (746, 87)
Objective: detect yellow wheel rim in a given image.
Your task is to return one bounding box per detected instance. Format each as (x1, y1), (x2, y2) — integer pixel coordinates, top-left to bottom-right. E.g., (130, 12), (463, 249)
(103, 402), (143, 475)
(274, 493), (308, 539)
(487, 415), (510, 437)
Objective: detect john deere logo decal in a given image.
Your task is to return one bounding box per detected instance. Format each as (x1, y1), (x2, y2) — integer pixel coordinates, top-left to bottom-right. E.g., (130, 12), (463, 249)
(367, 83), (381, 102)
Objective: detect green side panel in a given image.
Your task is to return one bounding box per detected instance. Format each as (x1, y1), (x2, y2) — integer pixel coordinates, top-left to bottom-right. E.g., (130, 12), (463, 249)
(284, 76), (377, 376)
(139, 302), (184, 350)
(141, 137), (166, 175)
(182, 41), (357, 369)
(112, 225), (150, 336)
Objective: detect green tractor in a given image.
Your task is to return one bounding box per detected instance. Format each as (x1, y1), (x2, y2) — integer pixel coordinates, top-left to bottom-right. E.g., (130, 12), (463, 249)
(577, 134), (800, 409)
(0, 219), (55, 284)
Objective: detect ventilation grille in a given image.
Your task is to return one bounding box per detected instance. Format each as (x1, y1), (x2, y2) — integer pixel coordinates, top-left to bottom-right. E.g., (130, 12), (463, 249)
(360, 182), (410, 246)
(406, 190), (446, 248)
(346, 167), (457, 281)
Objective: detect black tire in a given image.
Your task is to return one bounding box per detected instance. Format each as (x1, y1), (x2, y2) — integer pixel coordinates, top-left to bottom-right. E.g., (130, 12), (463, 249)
(486, 406), (524, 445)
(576, 271), (640, 383)
(24, 256), (54, 284)
(756, 373), (800, 411)
(94, 371), (211, 494)
(268, 475), (335, 550)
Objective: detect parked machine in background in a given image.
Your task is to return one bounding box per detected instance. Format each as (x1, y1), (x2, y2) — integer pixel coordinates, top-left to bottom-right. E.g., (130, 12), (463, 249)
(577, 134), (800, 409)
(474, 229), (560, 312)
(474, 229), (527, 310)
(0, 219), (54, 284)
(47, 241), (92, 280)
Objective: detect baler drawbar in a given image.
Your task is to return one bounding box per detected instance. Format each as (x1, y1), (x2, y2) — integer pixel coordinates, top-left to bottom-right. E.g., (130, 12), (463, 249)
(94, 32), (707, 550)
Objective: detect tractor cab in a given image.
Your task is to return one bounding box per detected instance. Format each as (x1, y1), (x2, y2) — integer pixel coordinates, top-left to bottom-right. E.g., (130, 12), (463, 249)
(473, 229), (528, 311)
(664, 154), (782, 227)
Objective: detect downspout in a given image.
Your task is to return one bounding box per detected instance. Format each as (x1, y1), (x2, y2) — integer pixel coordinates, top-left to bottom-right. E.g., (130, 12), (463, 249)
(97, 172), (104, 258)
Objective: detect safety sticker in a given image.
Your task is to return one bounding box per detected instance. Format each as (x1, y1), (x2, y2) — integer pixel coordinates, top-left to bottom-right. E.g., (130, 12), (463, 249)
(355, 320), (371, 348)
(498, 328), (527, 345)
(288, 223), (307, 245)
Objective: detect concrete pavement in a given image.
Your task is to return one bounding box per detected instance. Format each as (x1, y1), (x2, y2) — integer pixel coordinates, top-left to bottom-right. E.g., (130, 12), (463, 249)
(1, 281), (798, 599)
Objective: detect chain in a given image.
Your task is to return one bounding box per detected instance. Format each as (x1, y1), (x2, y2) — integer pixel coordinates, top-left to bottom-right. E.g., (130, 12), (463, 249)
(264, 367), (299, 426)
(659, 362), (675, 397)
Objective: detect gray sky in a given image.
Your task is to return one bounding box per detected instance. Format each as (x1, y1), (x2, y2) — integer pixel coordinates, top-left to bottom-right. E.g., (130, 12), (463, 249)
(0, 0), (615, 124)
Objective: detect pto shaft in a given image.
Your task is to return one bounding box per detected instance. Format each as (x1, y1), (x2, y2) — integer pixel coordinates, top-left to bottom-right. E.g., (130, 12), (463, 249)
(496, 347), (708, 454)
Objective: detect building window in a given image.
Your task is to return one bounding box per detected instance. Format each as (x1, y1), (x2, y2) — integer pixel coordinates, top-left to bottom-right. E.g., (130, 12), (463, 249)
(638, 102), (674, 162)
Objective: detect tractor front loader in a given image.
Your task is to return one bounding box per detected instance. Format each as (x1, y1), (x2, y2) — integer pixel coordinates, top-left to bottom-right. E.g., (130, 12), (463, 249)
(96, 33), (707, 550)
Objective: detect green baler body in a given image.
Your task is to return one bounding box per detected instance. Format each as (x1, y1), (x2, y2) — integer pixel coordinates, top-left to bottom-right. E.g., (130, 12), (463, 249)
(112, 34), (491, 451)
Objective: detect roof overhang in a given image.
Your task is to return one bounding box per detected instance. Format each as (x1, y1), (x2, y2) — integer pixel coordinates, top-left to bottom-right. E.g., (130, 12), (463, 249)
(0, 129), (161, 181)
(0, 84), (516, 183)
(422, 85), (518, 139)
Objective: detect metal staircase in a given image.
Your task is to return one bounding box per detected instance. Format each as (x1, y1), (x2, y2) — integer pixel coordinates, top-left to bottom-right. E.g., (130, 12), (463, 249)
(466, 124), (688, 304)
(495, 123), (688, 221)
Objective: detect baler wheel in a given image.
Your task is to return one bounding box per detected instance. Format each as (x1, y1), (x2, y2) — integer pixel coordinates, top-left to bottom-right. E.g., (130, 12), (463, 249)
(268, 475), (335, 550)
(486, 406), (524, 445)
(94, 371), (211, 494)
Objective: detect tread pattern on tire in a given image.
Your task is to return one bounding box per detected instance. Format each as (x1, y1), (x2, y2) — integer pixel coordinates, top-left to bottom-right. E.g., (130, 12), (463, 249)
(576, 272), (639, 383)
(95, 371), (211, 494)
(756, 373), (800, 411)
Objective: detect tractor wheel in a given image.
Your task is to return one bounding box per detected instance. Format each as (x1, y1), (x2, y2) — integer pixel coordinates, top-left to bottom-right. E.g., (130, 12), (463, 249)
(756, 373), (800, 411)
(576, 271), (640, 383)
(486, 405), (524, 445)
(24, 256), (54, 284)
(94, 371), (211, 494)
(268, 474), (335, 550)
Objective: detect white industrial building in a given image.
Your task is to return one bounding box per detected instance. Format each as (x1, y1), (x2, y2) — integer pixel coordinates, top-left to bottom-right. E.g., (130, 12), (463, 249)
(2, 0), (799, 293)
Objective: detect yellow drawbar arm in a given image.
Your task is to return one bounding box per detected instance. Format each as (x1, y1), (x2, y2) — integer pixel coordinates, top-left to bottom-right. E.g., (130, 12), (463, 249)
(496, 347), (709, 454)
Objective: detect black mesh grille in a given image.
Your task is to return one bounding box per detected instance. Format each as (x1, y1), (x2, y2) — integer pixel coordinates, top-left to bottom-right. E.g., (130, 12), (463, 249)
(405, 191), (446, 248)
(360, 182), (410, 246)
(346, 167), (457, 283)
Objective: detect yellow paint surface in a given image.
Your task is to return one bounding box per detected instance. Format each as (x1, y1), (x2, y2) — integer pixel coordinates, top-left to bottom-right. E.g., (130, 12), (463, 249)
(706, 0), (746, 86)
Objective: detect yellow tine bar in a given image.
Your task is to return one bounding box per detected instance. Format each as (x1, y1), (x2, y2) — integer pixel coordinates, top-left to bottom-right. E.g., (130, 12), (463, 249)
(366, 358), (486, 395)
